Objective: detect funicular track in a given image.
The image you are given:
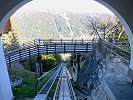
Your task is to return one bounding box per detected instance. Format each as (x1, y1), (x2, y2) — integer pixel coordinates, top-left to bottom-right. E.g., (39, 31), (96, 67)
(53, 64), (76, 100)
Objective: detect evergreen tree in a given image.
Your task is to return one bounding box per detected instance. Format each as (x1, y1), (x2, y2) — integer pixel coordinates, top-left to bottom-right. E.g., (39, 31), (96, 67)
(1, 34), (11, 51)
(2, 35), (8, 49)
(8, 30), (19, 49)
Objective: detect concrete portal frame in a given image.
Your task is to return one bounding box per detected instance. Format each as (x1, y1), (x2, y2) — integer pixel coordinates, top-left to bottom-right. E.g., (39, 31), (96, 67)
(0, 0), (133, 100)
(0, 0), (32, 100)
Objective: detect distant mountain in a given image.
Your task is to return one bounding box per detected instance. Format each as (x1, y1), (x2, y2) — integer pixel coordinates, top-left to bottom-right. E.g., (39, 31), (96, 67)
(11, 11), (115, 43)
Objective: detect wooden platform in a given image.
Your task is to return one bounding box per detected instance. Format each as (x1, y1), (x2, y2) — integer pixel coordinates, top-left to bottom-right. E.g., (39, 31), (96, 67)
(4, 39), (93, 64)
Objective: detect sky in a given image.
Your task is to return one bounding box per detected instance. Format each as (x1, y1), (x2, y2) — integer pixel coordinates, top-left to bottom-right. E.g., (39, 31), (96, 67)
(13, 0), (114, 15)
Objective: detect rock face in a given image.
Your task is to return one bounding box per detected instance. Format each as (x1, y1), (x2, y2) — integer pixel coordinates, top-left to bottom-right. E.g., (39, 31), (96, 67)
(76, 49), (104, 94)
(76, 42), (130, 100)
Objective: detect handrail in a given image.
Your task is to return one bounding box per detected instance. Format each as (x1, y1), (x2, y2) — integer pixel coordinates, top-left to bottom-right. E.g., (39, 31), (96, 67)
(53, 66), (76, 100)
(34, 64), (62, 100)
(37, 65), (59, 91)
(114, 42), (129, 45)
(66, 67), (77, 100)
(38, 65), (58, 81)
(34, 39), (93, 45)
(99, 42), (130, 64)
(52, 66), (63, 100)
(4, 40), (35, 53)
(34, 39), (92, 41)
(102, 39), (130, 54)
(100, 43), (129, 63)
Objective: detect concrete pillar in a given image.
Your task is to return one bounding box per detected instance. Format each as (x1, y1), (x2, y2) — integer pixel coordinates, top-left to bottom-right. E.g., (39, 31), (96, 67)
(0, 36), (13, 100)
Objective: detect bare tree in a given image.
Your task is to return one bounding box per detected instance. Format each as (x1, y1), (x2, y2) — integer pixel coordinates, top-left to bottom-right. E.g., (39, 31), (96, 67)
(89, 16), (125, 42)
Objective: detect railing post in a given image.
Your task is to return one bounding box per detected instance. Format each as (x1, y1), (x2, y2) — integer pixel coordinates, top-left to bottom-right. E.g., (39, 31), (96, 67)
(37, 44), (40, 55)
(72, 39), (73, 43)
(23, 43), (25, 47)
(36, 49), (43, 78)
(43, 39), (45, 44)
(74, 43), (76, 53)
(50, 39), (51, 44)
(39, 39), (40, 44)
(61, 39), (62, 46)
(55, 43), (56, 54)
(86, 43), (88, 53)
(92, 38), (94, 44)
(8, 55), (11, 68)
(82, 39), (83, 43)
(28, 46), (31, 58)
(49, 39), (51, 47)
(46, 44), (48, 54)
(28, 46), (32, 70)
(37, 45), (43, 76)
(64, 43), (66, 53)
(34, 40), (36, 45)
(19, 49), (21, 61)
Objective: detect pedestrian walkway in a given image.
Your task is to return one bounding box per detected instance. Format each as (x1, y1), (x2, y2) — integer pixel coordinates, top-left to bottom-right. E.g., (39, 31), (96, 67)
(58, 66), (71, 100)
(105, 76), (133, 100)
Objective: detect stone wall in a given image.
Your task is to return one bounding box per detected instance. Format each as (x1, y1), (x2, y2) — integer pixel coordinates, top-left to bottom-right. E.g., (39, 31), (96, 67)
(75, 42), (129, 100)
(76, 49), (104, 95)
(97, 39), (129, 77)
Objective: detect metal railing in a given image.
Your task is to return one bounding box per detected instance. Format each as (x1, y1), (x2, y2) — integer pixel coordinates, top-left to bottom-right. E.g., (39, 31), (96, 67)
(66, 67), (77, 100)
(4, 39), (93, 64)
(34, 64), (62, 100)
(99, 38), (130, 64)
(53, 66), (76, 100)
(37, 65), (60, 92)
(52, 66), (63, 100)
(34, 39), (93, 45)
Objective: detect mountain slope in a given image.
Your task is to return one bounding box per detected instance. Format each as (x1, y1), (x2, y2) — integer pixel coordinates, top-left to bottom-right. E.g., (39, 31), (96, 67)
(11, 12), (115, 43)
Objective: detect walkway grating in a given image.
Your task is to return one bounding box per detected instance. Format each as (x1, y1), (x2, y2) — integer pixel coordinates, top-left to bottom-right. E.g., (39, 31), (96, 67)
(58, 66), (71, 100)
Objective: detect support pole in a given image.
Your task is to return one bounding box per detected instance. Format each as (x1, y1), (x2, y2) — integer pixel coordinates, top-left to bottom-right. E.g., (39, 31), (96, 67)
(77, 54), (82, 73)
(72, 39), (73, 43)
(61, 39), (62, 46)
(82, 39), (83, 44)
(74, 43), (76, 53)
(86, 43), (88, 53)
(55, 43), (56, 54)
(64, 43), (66, 53)
(0, 36), (13, 100)
(46, 44), (48, 54)
(37, 44), (43, 76)
(8, 55), (11, 68)
(28, 46), (32, 71)
(36, 55), (43, 77)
